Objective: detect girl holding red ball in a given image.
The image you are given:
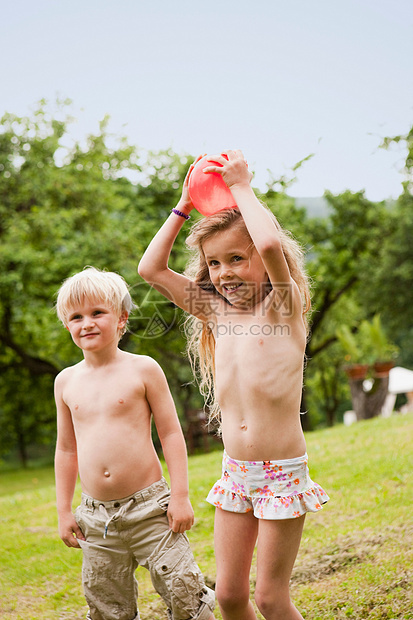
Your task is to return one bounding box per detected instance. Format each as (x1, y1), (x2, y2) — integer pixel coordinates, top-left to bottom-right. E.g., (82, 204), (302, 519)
(139, 149), (329, 620)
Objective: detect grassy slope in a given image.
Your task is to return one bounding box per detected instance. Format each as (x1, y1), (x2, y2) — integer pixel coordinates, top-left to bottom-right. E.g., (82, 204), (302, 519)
(0, 413), (412, 620)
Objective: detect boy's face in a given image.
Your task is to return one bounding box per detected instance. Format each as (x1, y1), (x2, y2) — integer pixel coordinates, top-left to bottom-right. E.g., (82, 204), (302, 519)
(65, 299), (128, 353)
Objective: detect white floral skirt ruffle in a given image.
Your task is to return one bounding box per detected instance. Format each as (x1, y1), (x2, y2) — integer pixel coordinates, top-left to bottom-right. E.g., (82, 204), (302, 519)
(206, 451), (329, 519)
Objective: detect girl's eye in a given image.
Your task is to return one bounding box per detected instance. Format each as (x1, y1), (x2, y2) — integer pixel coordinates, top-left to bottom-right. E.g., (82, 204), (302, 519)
(232, 255), (243, 262)
(70, 315), (82, 321)
(209, 260), (219, 267)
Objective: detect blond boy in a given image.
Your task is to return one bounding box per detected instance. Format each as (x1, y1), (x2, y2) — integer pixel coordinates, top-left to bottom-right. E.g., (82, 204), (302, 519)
(54, 267), (215, 620)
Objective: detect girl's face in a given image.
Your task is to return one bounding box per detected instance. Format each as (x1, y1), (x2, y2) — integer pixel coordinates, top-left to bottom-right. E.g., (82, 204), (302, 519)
(202, 226), (270, 309)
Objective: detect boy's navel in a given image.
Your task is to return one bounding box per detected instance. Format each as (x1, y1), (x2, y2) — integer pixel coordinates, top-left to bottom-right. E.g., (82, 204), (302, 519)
(104, 471), (110, 478)
(118, 398), (124, 404)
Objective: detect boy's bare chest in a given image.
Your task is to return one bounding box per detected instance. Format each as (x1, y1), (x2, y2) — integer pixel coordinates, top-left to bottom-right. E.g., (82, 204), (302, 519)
(64, 373), (146, 421)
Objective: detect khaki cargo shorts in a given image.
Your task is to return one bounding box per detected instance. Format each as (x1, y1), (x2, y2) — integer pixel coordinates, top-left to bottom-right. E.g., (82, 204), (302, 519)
(75, 477), (214, 620)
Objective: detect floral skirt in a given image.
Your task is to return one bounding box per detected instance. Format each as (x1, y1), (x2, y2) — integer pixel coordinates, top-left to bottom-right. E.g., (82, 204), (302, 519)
(206, 451), (329, 519)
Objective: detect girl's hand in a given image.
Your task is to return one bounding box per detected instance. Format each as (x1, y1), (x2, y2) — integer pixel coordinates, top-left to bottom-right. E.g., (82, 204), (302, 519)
(203, 149), (253, 189)
(176, 154), (204, 214)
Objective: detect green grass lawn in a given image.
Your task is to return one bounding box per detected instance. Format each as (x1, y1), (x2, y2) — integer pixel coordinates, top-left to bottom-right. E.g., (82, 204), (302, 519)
(1, 413), (412, 619)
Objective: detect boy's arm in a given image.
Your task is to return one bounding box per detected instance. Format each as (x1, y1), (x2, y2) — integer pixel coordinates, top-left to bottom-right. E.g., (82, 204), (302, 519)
(138, 159), (219, 322)
(143, 358), (194, 534)
(54, 372), (85, 548)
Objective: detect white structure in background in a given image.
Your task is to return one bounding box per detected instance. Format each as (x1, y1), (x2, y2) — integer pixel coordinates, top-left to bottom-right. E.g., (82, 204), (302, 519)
(343, 410), (357, 425)
(381, 366), (413, 417)
(343, 366), (413, 425)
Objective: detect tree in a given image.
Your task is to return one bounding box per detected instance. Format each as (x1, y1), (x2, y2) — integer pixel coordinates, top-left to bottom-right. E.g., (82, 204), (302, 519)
(360, 127), (413, 367)
(0, 101), (200, 464)
(1, 101), (411, 464)
(263, 185), (391, 427)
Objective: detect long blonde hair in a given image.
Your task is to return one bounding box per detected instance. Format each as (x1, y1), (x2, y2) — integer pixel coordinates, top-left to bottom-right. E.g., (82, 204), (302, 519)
(183, 207), (311, 431)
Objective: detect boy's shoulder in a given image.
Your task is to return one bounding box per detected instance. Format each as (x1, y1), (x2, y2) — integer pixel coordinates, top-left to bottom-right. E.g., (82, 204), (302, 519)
(55, 353), (165, 386)
(120, 351), (163, 374)
(55, 360), (85, 385)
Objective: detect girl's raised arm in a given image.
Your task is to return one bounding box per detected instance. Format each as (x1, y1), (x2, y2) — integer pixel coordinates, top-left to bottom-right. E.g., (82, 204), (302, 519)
(203, 150), (293, 290)
(138, 159), (217, 322)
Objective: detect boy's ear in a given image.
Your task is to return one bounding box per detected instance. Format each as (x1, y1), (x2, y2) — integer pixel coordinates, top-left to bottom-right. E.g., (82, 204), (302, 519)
(118, 311), (129, 328)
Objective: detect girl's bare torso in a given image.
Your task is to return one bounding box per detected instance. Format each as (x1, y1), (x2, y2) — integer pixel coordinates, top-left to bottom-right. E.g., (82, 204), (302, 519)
(213, 295), (307, 461)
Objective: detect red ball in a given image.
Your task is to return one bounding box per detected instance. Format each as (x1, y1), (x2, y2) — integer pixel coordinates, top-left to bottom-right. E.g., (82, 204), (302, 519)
(188, 155), (238, 216)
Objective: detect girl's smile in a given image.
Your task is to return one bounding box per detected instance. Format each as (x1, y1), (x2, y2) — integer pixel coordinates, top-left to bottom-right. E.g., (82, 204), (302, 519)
(222, 283), (243, 293)
(202, 226), (270, 309)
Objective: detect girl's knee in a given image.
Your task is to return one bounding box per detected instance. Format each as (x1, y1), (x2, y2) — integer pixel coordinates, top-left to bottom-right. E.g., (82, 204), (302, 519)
(216, 577), (250, 612)
(255, 585), (291, 618)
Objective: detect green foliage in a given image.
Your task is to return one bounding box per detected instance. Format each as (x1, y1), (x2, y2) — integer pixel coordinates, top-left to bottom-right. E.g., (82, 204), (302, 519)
(0, 368), (55, 468)
(305, 190), (389, 329)
(1, 99), (412, 458)
(306, 343), (352, 427)
(0, 100), (199, 464)
(335, 316), (398, 366)
(361, 315), (399, 362)
(269, 187), (393, 427)
(308, 170), (407, 422)
(359, 194), (413, 366)
(381, 124), (413, 194)
(360, 129), (413, 367)
(336, 325), (365, 364)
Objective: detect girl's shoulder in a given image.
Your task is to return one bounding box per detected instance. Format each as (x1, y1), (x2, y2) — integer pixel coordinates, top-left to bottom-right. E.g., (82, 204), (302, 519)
(248, 281), (303, 317)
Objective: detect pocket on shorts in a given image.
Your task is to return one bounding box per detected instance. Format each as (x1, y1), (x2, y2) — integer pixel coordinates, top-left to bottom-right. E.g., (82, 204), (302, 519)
(148, 530), (210, 620)
(74, 504), (94, 540)
(74, 505), (84, 531)
(156, 488), (171, 513)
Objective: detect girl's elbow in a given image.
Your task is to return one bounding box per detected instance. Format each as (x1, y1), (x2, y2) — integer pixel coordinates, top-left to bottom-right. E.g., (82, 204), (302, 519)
(138, 260), (167, 285)
(138, 260), (154, 282)
(259, 237), (282, 258)
(137, 261), (148, 279)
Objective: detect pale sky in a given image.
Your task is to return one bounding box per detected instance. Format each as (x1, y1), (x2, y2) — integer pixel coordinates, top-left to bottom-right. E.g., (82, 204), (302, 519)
(2, 0), (413, 199)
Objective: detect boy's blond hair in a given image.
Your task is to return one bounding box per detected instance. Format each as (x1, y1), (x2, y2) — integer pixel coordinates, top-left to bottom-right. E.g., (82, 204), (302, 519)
(56, 267), (135, 337)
